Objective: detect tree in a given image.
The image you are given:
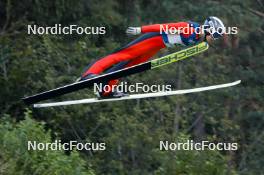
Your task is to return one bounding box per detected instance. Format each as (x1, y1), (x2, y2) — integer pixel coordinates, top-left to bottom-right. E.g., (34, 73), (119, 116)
(0, 110), (95, 175)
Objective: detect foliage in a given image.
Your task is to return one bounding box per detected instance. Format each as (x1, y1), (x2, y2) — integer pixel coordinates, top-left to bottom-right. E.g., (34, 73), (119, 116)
(0, 110), (94, 175)
(0, 0), (263, 174)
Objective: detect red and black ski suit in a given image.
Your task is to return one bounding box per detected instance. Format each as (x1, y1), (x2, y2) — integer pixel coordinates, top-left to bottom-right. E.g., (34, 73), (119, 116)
(81, 22), (201, 96)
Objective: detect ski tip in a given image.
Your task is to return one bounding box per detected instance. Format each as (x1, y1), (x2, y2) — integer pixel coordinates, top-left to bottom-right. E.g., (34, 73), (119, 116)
(234, 80), (241, 85)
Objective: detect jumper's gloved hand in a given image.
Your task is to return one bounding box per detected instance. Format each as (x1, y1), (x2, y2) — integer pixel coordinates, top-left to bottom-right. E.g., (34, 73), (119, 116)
(126, 27), (141, 35)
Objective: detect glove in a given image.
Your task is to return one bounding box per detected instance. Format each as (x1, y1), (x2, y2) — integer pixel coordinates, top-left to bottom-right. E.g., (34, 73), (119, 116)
(126, 27), (141, 35)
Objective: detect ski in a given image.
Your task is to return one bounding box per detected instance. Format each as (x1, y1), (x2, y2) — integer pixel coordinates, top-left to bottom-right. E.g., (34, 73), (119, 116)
(33, 80), (240, 108)
(23, 42), (209, 105)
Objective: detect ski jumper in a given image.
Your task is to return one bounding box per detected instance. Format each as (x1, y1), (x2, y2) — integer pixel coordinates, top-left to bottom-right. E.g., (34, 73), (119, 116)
(81, 22), (201, 95)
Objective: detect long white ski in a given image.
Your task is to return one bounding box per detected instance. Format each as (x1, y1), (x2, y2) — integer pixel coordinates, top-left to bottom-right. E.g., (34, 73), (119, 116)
(33, 80), (241, 108)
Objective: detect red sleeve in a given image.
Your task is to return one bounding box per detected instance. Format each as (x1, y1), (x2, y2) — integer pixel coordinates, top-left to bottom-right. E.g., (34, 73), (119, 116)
(141, 22), (190, 33)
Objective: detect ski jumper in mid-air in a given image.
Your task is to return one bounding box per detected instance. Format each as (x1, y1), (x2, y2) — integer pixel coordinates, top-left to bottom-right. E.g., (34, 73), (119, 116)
(79, 16), (225, 98)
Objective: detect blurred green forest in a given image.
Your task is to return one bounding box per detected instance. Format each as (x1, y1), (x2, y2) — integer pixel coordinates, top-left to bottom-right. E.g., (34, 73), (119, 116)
(0, 0), (263, 174)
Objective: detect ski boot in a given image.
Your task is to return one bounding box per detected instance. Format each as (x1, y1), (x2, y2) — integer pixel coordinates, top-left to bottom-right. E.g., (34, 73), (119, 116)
(96, 89), (129, 99)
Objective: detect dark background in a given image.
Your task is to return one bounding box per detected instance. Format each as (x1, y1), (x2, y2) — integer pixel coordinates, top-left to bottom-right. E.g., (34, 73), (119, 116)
(0, 0), (263, 174)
